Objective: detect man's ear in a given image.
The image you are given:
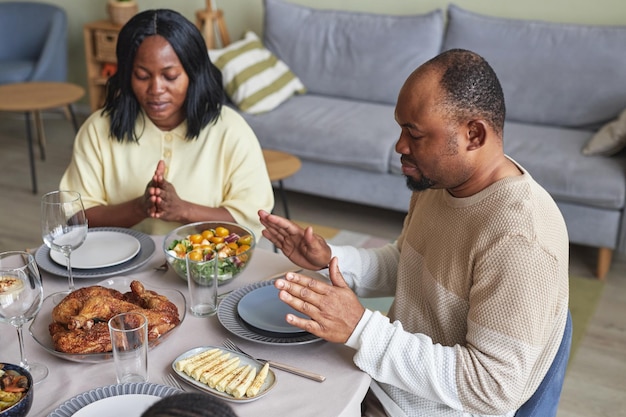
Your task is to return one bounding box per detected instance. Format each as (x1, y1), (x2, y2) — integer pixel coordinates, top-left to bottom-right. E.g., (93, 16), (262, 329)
(466, 120), (487, 151)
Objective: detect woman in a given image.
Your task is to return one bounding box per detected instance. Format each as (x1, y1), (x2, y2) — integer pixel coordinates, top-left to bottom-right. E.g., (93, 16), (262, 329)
(60, 9), (273, 237)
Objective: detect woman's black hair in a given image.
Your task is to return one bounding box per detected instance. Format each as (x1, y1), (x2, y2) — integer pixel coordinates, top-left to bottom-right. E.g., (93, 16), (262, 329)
(141, 393), (238, 417)
(103, 9), (224, 142)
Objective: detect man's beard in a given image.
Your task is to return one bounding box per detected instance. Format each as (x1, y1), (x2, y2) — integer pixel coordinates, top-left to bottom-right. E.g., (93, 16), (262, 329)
(405, 175), (434, 192)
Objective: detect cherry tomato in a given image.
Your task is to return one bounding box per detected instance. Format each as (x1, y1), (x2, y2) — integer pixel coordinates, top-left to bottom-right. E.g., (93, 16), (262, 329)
(214, 226), (230, 237)
(210, 236), (225, 244)
(237, 235), (252, 246)
(189, 234), (204, 244)
(236, 244), (250, 255)
(188, 250), (204, 261)
(199, 243), (214, 252)
(201, 229), (214, 240)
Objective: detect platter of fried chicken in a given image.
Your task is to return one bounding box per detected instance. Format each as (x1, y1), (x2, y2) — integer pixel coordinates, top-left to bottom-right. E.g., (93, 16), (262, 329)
(28, 277), (185, 363)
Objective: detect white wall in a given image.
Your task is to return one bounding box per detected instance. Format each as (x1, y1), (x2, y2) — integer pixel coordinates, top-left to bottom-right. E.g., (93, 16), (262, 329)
(3, 0), (625, 106)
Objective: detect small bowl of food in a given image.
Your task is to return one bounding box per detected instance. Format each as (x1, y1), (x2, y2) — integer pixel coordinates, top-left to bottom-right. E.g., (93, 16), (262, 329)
(0, 363), (33, 417)
(163, 221), (255, 286)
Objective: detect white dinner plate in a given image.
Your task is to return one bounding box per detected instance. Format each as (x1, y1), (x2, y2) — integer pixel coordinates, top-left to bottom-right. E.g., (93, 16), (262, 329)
(73, 394), (160, 417)
(218, 280), (322, 345)
(49, 230), (141, 269)
(35, 227), (155, 279)
(47, 382), (180, 417)
(237, 284), (308, 334)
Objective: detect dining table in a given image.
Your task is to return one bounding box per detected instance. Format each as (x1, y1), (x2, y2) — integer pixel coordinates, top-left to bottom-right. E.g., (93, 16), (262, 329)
(0, 234), (371, 417)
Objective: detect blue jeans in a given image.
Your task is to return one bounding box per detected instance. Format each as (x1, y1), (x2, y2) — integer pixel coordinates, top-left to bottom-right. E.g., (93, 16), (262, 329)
(515, 311), (572, 417)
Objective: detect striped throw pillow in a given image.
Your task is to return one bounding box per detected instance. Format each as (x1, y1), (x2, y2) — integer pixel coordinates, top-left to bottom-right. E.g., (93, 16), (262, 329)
(209, 31), (306, 114)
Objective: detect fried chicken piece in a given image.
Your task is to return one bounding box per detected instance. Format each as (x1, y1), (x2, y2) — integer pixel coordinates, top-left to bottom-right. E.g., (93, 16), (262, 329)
(124, 281), (181, 340)
(51, 286), (126, 326)
(49, 321), (112, 354)
(49, 280), (181, 354)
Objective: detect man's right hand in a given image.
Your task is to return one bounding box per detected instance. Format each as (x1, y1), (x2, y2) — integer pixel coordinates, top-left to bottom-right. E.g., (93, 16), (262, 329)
(258, 210), (332, 271)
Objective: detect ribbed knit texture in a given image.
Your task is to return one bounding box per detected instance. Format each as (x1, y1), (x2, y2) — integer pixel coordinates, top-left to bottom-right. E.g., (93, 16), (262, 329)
(338, 166), (569, 416)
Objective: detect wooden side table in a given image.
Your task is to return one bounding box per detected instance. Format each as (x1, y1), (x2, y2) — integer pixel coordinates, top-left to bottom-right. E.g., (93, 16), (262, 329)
(262, 149), (302, 219)
(0, 82), (84, 193)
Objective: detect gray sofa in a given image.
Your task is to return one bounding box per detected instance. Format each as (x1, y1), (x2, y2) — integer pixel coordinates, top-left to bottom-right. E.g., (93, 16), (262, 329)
(237, 0), (626, 278)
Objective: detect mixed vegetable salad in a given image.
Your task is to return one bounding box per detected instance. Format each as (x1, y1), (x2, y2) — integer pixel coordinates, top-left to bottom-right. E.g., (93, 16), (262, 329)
(0, 365), (29, 411)
(166, 226), (254, 283)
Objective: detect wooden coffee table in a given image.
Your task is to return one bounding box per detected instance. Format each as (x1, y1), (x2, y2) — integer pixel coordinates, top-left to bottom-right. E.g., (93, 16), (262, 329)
(262, 149), (302, 219)
(0, 82), (85, 193)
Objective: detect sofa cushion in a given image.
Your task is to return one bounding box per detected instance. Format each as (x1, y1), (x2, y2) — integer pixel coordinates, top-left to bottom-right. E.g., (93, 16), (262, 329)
(209, 31), (306, 114)
(262, 0), (444, 105)
(0, 60), (34, 83)
(238, 94), (399, 173)
(442, 5), (626, 130)
(503, 121), (626, 210)
(582, 108), (626, 157)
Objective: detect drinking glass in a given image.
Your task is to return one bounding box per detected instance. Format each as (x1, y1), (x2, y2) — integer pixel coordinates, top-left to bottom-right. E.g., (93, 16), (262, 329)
(0, 251), (48, 383)
(41, 190), (88, 294)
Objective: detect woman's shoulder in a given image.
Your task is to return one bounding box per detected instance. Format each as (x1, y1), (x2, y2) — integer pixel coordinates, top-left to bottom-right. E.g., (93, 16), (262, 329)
(218, 105), (246, 123)
(206, 105), (256, 136)
(82, 109), (112, 130)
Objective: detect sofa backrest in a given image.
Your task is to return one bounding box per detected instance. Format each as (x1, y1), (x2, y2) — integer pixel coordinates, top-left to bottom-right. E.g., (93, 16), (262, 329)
(442, 5), (626, 130)
(262, 0), (444, 105)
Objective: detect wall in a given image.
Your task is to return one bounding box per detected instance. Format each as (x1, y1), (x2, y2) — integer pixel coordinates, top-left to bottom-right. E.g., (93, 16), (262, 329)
(2, 0), (625, 109)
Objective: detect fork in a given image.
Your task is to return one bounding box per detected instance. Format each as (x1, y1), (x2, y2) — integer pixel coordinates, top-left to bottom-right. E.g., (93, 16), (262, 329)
(223, 338), (326, 382)
(162, 373), (186, 391)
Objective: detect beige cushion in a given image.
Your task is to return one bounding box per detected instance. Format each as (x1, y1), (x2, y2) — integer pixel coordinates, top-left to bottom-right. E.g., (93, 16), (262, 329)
(208, 31), (306, 114)
(582, 108), (626, 156)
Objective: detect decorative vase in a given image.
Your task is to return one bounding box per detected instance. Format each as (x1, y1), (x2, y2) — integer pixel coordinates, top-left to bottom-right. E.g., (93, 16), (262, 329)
(107, 0), (138, 27)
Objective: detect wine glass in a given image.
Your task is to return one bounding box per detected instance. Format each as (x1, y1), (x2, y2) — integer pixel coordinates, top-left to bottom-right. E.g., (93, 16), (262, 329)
(41, 190), (88, 294)
(0, 251), (48, 383)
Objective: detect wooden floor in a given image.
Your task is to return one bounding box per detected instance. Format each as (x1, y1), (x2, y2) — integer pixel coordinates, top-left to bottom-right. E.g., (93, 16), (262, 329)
(1, 110), (625, 416)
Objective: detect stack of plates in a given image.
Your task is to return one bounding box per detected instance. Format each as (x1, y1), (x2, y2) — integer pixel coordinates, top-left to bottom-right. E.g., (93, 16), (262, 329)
(35, 227), (155, 279)
(217, 280), (322, 345)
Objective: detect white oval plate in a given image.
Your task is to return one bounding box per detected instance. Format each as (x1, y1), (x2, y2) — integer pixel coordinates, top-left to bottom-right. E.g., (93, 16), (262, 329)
(172, 346), (277, 403)
(47, 382), (180, 417)
(50, 230), (141, 269)
(73, 394), (160, 417)
(237, 284), (309, 334)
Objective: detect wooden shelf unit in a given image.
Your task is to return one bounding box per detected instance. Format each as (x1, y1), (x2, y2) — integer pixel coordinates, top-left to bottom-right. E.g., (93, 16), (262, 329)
(83, 20), (122, 112)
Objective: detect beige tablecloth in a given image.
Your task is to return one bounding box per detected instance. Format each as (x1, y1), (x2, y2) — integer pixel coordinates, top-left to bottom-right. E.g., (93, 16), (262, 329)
(0, 236), (370, 417)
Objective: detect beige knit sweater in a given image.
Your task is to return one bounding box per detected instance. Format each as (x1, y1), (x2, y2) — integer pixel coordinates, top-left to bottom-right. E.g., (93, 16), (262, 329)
(336, 166), (569, 417)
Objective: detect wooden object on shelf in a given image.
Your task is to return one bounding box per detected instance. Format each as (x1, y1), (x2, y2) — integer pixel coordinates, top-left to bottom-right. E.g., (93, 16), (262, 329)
(83, 20), (121, 112)
(195, 0), (231, 49)
(106, 0), (138, 27)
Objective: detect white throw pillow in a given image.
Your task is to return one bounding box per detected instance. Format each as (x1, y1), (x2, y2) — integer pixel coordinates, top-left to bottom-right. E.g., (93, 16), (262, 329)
(582, 108), (626, 156)
(209, 31), (306, 114)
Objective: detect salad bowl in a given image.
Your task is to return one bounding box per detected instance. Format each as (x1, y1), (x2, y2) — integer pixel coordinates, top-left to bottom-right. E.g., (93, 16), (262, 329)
(163, 221), (255, 286)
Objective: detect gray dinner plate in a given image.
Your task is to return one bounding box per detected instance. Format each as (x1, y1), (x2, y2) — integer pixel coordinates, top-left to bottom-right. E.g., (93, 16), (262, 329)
(218, 280), (322, 345)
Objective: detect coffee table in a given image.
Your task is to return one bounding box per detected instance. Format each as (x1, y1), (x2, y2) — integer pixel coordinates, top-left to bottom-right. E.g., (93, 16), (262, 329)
(0, 82), (85, 193)
(262, 149), (302, 219)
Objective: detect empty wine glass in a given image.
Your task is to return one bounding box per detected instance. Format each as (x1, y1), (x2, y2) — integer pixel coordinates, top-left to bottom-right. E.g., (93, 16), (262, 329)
(0, 251), (48, 383)
(41, 190), (88, 294)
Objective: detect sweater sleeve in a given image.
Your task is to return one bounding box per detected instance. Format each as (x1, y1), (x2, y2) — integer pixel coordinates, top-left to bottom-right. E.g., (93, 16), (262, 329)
(325, 242), (400, 297)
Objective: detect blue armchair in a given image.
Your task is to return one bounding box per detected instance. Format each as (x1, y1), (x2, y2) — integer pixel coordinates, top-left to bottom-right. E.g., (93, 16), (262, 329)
(0, 2), (68, 84)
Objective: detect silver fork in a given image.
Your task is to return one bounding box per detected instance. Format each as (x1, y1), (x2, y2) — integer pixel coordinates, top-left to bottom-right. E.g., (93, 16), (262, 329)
(223, 338), (326, 382)
(162, 373), (186, 391)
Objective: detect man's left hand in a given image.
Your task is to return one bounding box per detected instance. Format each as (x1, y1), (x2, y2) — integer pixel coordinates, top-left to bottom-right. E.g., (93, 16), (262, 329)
(274, 257), (365, 343)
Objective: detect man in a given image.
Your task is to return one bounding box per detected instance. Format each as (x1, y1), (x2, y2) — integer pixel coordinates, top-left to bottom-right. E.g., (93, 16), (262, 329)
(259, 49), (569, 417)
